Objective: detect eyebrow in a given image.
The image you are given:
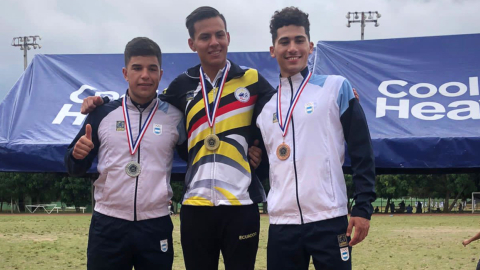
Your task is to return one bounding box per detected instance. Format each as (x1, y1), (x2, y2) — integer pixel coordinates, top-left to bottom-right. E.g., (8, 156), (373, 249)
(278, 35), (307, 41)
(131, 64), (159, 68)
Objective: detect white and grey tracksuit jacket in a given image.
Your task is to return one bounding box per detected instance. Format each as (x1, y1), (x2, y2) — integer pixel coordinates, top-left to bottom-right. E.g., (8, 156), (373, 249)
(256, 67), (376, 225)
(65, 95), (185, 221)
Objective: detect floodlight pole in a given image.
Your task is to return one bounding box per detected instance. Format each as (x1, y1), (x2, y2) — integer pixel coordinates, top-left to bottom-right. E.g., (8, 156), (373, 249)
(346, 11), (381, 40)
(11, 36), (42, 70)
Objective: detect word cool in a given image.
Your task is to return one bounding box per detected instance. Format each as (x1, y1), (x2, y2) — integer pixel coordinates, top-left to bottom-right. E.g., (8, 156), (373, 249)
(376, 77), (480, 120)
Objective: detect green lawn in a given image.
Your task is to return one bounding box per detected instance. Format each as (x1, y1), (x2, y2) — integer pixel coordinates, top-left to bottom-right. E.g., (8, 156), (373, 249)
(0, 214), (478, 269)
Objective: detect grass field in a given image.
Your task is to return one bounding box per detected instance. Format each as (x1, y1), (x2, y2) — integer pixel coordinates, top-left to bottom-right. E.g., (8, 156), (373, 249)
(0, 214), (479, 270)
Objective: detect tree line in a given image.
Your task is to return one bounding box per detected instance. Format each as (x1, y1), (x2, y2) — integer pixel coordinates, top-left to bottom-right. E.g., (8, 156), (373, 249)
(0, 172), (478, 213)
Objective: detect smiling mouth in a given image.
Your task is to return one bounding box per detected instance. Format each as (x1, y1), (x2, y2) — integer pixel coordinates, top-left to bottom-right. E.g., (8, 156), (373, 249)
(209, 50), (222, 55)
(138, 84), (152, 87)
(286, 56), (301, 60)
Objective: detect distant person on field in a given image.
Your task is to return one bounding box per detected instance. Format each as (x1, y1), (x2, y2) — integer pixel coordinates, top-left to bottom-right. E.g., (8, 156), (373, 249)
(416, 202), (422, 213)
(390, 202), (395, 214)
(406, 204), (413, 214)
(399, 200), (405, 213)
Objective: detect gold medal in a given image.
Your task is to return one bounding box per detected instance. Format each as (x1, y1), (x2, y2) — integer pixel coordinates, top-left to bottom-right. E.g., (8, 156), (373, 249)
(276, 143), (290, 160)
(125, 161), (142, 177)
(204, 134), (220, 151)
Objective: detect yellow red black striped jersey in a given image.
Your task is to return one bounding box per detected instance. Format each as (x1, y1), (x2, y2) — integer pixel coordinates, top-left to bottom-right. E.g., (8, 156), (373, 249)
(160, 60), (275, 206)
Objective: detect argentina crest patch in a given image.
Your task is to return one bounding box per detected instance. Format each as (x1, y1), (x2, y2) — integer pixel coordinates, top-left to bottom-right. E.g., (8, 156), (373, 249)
(305, 102), (314, 114)
(153, 124), (162, 135)
(160, 239), (168, 252)
(340, 247), (349, 261)
(116, 121), (125, 131)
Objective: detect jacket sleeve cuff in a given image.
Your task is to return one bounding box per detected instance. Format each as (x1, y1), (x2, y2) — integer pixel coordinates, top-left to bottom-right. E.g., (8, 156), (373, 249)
(351, 193), (376, 220)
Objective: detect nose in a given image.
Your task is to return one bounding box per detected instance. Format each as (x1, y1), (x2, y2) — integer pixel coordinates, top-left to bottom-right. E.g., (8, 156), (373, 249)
(140, 68), (150, 79)
(287, 41), (297, 53)
(210, 36), (220, 47)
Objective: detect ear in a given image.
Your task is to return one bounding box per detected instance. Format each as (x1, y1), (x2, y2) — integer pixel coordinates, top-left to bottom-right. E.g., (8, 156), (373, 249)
(159, 69), (164, 81)
(269, 46), (276, 58)
(122, 67), (128, 81)
(309, 41), (314, 54)
(188, 38), (196, 52)
(226, 32), (231, 45)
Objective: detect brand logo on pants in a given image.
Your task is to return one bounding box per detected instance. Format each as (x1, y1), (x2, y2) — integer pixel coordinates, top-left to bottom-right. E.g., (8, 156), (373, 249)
(160, 239), (168, 252)
(239, 232), (257, 240)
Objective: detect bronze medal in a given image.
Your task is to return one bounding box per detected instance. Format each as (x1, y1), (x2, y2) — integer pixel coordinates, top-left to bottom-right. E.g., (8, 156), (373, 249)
(204, 134), (220, 151)
(276, 143), (290, 160)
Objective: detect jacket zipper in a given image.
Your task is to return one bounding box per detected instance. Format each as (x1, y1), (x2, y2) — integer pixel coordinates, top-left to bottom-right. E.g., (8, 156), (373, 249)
(288, 77), (304, 225)
(134, 105), (142, 221)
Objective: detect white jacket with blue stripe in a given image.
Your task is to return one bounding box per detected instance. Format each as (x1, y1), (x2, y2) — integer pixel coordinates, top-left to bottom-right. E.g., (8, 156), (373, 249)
(256, 68), (376, 225)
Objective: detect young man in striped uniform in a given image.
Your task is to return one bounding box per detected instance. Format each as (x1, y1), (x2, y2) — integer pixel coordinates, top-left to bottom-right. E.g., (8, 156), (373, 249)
(159, 7), (274, 270)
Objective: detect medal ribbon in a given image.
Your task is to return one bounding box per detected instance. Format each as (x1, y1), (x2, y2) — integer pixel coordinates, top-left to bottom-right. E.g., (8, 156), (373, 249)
(122, 96), (159, 155)
(199, 61), (231, 127)
(276, 71), (312, 137)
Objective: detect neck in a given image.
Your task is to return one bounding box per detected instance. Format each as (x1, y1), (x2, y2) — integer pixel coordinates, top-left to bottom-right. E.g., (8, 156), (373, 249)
(128, 91), (156, 106)
(201, 61), (226, 81)
(280, 65), (308, 78)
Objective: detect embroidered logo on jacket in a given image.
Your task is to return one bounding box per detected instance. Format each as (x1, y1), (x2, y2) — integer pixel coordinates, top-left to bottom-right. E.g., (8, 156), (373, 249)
(186, 90), (195, 101)
(273, 113), (278, 123)
(234, 87), (250, 103)
(305, 102), (314, 114)
(116, 121), (125, 131)
(153, 124), (162, 135)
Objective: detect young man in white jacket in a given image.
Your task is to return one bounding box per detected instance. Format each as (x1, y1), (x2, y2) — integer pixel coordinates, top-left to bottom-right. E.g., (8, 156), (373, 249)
(256, 7), (376, 270)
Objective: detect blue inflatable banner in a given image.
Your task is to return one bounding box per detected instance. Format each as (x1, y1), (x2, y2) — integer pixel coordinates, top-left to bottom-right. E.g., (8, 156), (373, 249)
(1, 34), (479, 173)
(314, 34), (480, 171)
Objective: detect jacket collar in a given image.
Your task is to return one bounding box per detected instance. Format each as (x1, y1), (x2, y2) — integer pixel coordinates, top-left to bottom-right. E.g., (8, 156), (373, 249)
(184, 59), (246, 80)
(124, 90), (156, 110)
(279, 66), (310, 84)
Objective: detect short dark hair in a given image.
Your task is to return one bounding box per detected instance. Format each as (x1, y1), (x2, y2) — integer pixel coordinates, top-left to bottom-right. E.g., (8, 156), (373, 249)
(186, 6), (227, 38)
(269, 7), (310, 44)
(124, 37), (162, 67)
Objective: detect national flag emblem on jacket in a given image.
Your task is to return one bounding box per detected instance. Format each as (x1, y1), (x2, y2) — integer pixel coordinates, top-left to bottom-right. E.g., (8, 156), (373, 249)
(153, 124), (162, 135)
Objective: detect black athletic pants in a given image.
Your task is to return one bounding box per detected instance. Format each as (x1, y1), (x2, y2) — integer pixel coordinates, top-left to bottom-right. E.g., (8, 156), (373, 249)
(268, 215), (352, 270)
(87, 211), (174, 270)
(180, 204), (260, 270)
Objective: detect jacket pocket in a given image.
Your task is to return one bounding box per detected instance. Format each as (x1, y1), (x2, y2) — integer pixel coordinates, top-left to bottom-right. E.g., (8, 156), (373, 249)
(321, 159), (335, 203)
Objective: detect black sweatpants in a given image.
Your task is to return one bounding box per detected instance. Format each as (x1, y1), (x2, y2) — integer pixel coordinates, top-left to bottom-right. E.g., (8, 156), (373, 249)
(87, 211), (174, 270)
(180, 204), (260, 270)
(268, 215), (352, 270)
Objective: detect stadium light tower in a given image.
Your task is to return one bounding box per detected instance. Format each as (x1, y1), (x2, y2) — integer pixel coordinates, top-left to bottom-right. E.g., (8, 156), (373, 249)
(11, 35), (42, 70)
(346, 11), (381, 40)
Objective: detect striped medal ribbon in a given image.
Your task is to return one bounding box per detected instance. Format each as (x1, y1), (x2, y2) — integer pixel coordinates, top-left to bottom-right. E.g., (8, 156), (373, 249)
(199, 61), (230, 151)
(276, 71), (312, 160)
(122, 96), (159, 176)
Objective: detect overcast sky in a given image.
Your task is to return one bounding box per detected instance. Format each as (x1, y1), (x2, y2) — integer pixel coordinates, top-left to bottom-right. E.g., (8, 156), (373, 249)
(1, 0), (479, 101)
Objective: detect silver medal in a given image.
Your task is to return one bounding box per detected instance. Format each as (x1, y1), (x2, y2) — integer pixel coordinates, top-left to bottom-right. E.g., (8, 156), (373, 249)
(125, 161), (141, 177)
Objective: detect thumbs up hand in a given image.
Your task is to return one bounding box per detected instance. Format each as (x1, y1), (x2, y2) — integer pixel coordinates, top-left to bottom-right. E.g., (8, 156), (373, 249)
(72, 124), (94, 160)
